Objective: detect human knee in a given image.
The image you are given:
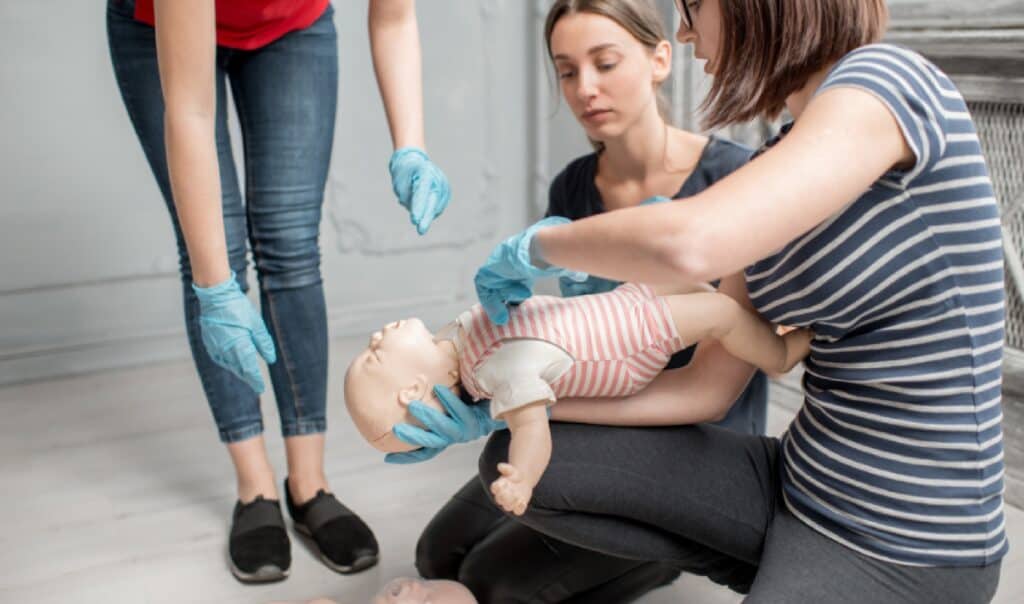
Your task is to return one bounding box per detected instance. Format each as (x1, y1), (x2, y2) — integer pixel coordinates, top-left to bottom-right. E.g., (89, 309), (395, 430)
(252, 238), (322, 290)
(415, 527), (458, 580)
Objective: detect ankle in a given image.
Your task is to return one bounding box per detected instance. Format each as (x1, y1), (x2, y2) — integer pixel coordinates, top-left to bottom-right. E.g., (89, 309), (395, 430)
(238, 475), (279, 503)
(286, 473), (329, 504)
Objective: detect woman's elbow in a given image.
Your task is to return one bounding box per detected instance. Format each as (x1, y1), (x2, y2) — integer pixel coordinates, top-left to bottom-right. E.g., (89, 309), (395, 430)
(658, 231), (715, 283)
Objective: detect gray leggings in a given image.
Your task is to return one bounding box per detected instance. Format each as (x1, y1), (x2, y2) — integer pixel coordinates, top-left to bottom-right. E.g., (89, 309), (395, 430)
(478, 423), (1001, 603)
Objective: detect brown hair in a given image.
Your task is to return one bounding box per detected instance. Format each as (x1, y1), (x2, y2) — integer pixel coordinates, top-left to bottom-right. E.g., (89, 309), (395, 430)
(544, 0), (671, 149)
(703, 0), (889, 128)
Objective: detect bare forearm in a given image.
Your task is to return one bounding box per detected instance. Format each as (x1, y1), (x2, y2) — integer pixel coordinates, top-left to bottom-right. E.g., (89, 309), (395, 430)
(505, 404), (552, 488)
(154, 0), (229, 286)
(532, 88), (914, 286)
(163, 115), (229, 285)
(368, 0), (424, 149)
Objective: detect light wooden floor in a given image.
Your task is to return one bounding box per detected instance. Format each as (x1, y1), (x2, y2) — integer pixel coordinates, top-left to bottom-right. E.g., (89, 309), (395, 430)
(1, 335), (1021, 603)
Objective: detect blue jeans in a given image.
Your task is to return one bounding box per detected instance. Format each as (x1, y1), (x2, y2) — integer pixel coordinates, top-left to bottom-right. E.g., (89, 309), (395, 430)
(107, 0), (338, 443)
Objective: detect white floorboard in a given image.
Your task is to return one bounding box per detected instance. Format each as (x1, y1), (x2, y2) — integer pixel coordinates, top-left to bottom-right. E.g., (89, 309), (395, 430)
(0, 334), (1019, 603)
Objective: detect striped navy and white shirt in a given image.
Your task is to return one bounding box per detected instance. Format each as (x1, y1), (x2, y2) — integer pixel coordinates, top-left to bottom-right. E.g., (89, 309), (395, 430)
(745, 44), (1007, 567)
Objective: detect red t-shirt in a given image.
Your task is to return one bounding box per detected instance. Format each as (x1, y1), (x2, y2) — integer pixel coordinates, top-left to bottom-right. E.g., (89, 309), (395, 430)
(134, 0), (330, 51)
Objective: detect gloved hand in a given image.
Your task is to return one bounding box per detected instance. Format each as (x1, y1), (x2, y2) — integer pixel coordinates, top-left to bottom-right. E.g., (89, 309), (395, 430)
(388, 147), (451, 235)
(556, 196), (670, 298)
(385, 385), (506, 464)
(475, 216), (588, 325)
(192, 273), (277, 394)
(559, 274), (620, 297)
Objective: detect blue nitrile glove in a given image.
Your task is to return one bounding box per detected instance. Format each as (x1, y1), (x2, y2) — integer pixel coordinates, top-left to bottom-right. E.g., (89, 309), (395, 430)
(384, 385), (507, 464)
(388, 147), (451, 235)
(192, 272), (277, 394)
(557, 196), (670, 298)
(474, 216), (588, 325)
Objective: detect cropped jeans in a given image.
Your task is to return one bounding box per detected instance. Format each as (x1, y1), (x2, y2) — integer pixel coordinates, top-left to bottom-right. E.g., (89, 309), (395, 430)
(106, 0), (338, 443)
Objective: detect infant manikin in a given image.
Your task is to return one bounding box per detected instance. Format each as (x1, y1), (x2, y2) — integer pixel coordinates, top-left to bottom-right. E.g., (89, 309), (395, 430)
(294, 577), (477, 604)
(345, 283), (811, 516)
(373, 577), (477, 604)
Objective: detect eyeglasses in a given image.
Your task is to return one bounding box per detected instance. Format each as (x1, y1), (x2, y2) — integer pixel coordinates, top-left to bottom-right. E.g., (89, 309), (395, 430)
(677, 0), (701, 30)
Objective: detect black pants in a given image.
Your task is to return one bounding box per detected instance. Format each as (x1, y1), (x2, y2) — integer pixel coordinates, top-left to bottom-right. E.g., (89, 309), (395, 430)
(473, 423), (1001, 603)
(417, 373), (769, 603)
(416, 476), (682, 603)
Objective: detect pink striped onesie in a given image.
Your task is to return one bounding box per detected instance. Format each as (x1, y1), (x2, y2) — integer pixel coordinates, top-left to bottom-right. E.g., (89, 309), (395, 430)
(455, 283), (685, 418)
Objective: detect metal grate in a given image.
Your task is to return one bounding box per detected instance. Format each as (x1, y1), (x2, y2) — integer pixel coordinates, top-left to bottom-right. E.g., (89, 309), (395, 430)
(970, 102), (1024, 350)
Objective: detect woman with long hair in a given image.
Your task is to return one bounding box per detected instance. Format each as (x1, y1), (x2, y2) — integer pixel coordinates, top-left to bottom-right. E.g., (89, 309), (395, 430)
(402, 1), (769, 600)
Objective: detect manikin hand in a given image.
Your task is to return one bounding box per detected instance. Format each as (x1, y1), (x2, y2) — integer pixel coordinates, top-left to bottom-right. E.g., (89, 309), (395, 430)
(779, 328), (815, 373)
(490, 462), (533, 516)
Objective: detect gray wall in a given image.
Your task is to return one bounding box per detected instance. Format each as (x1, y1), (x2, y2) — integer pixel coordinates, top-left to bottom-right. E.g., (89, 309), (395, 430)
(0, 0), (754, 387)
(0, 1), (570, 386)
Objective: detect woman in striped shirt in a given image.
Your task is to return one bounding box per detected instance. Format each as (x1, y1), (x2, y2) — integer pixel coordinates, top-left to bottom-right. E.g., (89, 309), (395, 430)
(465, 0), (1007, 601)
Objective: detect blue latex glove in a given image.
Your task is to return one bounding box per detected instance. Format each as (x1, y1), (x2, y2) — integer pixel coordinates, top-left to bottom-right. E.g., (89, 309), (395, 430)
(192, 273), (277, 394)
(474, 216), (588, 325)
(388, 147), (451, 235)
(557, 196), (671, 298)
(384, 385), (507, 464)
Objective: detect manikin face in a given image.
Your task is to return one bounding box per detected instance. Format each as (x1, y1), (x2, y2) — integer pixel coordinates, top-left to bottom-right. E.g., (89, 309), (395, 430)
(549, 12), (671, 142)
(344, 318), (459, 453)
(373, 577), (477, 604)
(674, 0), (722, 74)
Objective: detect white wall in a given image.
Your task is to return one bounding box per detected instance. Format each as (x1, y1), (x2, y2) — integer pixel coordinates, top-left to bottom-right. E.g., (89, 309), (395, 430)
(0, 0), (555, 385)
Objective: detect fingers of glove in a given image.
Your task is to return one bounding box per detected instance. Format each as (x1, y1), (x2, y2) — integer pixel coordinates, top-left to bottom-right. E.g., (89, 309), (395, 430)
(502, 283), (534, 305)
(640, 195), (671, 205)
(406, 400), (463, 442)
(225, 339), (266, 394)
(477, 286), (511, 325)
(251, 319), (277, 364)
(392, 421), (451, 449)
(384, 446), (442, 465)
(410, 173), (440, 235)
(434, 385), (474, 426)
(562, 270), (589, 283)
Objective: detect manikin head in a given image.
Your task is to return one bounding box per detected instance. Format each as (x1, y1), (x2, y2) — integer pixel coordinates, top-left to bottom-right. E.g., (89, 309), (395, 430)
(344, 318), (460, 453)
(372, 577), (478, 604)
(299, 578), (478, 604)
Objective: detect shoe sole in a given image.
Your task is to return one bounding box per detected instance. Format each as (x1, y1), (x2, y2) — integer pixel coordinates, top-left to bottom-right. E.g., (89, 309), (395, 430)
(294, 522), (379, 574)
(229, 559), (290, 584)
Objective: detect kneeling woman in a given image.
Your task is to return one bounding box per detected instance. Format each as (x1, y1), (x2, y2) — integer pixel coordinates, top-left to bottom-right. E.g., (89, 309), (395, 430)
(415, 0), (1006, 602)
(394, 0), (771, 601)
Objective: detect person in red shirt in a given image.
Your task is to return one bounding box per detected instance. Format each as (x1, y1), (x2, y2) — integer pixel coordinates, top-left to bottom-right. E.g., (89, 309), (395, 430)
(106, 0), (449, 583)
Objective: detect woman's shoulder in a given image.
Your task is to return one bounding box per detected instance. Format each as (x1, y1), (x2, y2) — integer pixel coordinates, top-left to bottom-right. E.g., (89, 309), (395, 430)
(825, 43), (948, 88)
(547, 152), (600, 219)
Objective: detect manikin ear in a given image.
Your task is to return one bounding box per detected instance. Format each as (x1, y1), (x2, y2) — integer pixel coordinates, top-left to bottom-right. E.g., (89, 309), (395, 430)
(397, 374), (430, 407)
(650, 39), (672, 85)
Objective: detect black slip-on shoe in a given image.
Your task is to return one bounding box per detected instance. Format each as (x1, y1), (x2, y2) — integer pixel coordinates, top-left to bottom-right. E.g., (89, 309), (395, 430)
(229, 495), (291, 583)
(284, 478), (379, 574)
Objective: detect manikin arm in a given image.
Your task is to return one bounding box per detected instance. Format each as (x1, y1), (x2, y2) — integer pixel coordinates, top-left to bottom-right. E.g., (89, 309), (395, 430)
(551, 274), (762, 426)
(663, 291), (811, 375)
(489, 401), (551, 516)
